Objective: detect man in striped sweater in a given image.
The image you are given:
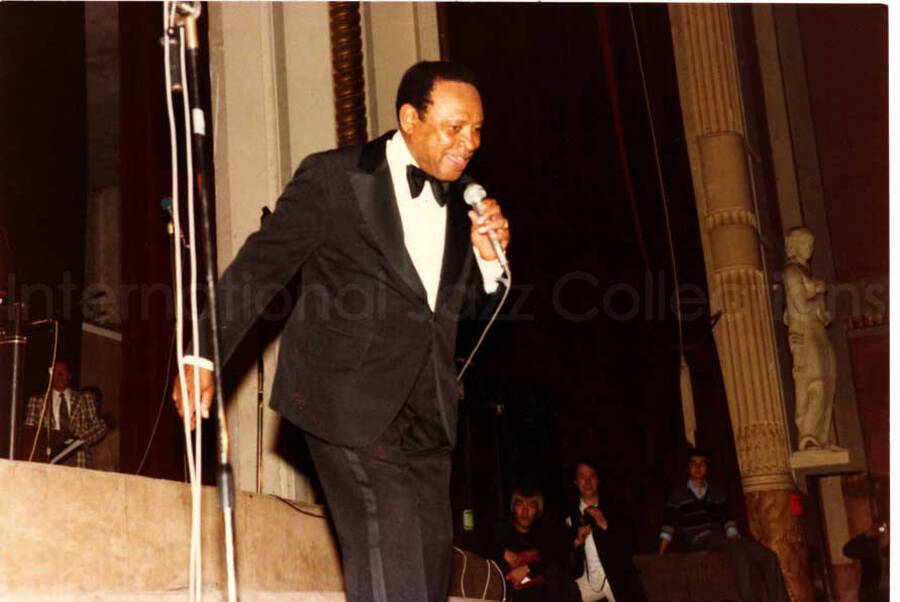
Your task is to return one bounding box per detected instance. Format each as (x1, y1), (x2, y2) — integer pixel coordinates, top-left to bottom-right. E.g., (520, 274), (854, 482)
(659, 449), (789, 602)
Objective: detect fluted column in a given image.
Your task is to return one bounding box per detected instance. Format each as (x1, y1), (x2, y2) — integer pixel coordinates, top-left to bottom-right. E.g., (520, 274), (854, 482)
(669, 5), (813, 601)
(329, 2), (368, 147)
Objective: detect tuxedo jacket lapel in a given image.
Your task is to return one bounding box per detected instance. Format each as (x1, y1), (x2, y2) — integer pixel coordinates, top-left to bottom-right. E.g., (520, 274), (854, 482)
(350, 132), (428, 305)
(436, 189), (471, 309)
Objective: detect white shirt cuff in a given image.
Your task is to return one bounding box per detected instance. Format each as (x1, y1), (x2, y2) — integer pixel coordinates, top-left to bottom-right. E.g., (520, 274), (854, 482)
(659, 532), (672, 542)
(182, 355), (214, 371)
(474, 247), (505, 294)
(726, 526), (739, 538)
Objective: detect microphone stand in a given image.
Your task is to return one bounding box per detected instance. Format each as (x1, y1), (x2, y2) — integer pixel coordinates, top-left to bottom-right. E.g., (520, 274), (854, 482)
(173, 4), (238, 601)
(1, 301), (27, 460)
(256, 207), (270, 495)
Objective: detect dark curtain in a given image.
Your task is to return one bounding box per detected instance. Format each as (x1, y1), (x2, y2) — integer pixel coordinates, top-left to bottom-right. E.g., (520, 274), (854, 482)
(119, 2), (218, 483)
(442, 3), (742, 551)
(119, 2), (184, 481)
(0, 2), (87, 370)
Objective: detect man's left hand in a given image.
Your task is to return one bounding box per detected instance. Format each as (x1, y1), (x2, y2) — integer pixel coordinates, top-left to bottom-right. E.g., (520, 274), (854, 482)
(468, 198), (510, 261)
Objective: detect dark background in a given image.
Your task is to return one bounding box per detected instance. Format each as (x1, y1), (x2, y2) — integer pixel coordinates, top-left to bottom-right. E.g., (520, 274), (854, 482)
(441, 3), (741, 551)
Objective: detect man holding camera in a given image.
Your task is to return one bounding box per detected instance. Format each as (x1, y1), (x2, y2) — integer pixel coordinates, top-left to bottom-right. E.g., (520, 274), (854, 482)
(566, 460), (646, 602)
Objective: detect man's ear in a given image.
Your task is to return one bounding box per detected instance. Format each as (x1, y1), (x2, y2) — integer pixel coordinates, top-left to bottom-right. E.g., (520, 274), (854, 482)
(398, 104), (419, 134)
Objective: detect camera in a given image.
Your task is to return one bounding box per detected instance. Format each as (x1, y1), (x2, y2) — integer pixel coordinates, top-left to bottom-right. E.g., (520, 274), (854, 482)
(577, 510), (594, 528)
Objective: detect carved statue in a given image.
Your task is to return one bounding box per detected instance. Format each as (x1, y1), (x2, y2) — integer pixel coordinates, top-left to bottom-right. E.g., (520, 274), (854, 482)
(782, 227), (838, 451)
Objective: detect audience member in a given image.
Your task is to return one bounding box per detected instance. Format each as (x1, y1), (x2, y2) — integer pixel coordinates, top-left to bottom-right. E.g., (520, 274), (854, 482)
(490, 485), (575, 601)
(24, 360), (107, 468)
(566, 460), (647, 602)
(843, 521), (889, 602)
(659, 448), (789, 602)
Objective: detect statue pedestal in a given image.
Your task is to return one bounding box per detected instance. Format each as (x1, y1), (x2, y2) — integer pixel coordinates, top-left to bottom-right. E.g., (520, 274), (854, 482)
(790, 447), (850, 470)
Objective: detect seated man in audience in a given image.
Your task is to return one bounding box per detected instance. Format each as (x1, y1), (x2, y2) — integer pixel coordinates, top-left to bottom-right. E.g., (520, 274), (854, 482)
(659, 448), (789, 602)
(24, 360), (107, 468)
(491, 485), (575, 602)
(566, 460), (647, 602)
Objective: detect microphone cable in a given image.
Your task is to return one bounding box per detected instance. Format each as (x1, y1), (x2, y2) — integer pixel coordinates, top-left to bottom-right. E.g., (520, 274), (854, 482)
(456, 268), (511, 383)
(134, 326), (175, 475)
(165, 4), (239, 601)
(26, 320), (59, 462)
(163, 4), (203, 600)
(457, 187), (512, 382)
(179, 15), (206, 601)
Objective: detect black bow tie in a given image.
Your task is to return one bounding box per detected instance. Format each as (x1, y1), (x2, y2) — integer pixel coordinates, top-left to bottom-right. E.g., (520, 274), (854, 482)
(406, 164), (450, 207)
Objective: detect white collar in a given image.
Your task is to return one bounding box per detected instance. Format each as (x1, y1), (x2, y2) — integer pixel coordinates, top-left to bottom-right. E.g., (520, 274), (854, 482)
(386, 130), (419, 172)
(687, 479), (708, 499)
(579, 498), (597, 512)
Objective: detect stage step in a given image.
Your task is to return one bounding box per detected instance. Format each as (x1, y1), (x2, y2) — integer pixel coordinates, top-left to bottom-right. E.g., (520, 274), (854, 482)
(0, 460), (492, 602)
(0, 460), (341, 597)
(0, 592), (485, 601)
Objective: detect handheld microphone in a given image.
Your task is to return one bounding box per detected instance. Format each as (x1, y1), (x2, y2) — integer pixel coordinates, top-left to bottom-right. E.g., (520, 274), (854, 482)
(463, 180), (510, 275)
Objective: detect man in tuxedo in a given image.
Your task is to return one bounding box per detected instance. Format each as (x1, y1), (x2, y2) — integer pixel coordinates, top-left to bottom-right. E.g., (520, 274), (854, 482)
(174, 61), (509, 602)
(24, 360), (107, 468)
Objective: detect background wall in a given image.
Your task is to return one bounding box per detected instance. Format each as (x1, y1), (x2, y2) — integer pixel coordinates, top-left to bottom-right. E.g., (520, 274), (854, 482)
(795, 5), (889, 513)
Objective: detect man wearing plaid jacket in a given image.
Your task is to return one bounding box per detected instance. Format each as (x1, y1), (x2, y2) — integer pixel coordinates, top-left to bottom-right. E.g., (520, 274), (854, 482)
(24, 360), (107, 468)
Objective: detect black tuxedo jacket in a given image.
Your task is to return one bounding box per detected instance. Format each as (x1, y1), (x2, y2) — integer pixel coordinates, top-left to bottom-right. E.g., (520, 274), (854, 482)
(565, 499), (648, 602)
(202, 131), (483, 447)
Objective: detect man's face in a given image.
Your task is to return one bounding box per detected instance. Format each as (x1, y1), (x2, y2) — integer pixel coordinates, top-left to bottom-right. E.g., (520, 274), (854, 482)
(688, 456), (708, 482)
(51, 362), (71, 392)
(399, 79), (483, 182)
(574, 464), (598, 499)
(512, 498), (539, 532)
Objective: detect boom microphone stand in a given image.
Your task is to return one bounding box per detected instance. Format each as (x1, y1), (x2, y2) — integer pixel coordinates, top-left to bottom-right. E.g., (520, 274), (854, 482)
(0, 300), (26, 459)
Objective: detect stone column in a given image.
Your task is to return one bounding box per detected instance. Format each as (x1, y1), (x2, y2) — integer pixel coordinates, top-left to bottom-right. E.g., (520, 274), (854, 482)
(328, 2), (367, 147)
(668, 5), (813, 601)
(361, 3), (440, 137)
(819, 476), (859, 602)
(207, 2), (335, 502)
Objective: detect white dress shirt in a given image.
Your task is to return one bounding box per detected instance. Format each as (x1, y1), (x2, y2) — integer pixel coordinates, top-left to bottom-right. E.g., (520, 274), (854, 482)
(385, 130), (503, 309)
(52, 388), (73, 431)
(577, 498), (616, 602)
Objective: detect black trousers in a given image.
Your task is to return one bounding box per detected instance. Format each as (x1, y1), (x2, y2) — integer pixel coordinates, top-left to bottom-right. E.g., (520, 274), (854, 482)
(306, 379), (453, 602)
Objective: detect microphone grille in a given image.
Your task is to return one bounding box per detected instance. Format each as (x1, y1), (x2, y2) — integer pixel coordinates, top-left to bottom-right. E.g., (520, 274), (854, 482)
(463, 182), (487, 208)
